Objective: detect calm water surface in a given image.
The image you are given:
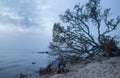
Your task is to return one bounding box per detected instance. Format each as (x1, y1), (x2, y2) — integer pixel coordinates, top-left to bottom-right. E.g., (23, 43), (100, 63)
(0, 49), (51, 78)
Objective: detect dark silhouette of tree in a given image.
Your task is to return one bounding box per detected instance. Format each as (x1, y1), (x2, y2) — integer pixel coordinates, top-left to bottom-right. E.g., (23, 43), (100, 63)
(49, 0), (120, 60)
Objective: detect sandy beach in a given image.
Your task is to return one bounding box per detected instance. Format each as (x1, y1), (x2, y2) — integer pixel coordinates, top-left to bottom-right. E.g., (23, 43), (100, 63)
(39, 57), (120, 78)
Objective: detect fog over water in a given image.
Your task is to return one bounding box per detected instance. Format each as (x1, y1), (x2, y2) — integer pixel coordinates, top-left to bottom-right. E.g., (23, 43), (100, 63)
(0, 0), (80, 77)
(0, 0), (119, 78)
(0, 49), (51, 78)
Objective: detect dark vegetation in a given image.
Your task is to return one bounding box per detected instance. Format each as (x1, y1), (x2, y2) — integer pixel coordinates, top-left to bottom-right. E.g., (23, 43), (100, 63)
(37, 51), (49, 54)
(19, 73), (27, 78)
(40, 0), (120, 75)
(39, 58), (68, 76)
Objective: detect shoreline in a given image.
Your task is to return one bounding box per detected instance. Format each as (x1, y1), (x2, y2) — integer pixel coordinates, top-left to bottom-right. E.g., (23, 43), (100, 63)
(40, 56), (120, 78)
(18, 56), (120, 78)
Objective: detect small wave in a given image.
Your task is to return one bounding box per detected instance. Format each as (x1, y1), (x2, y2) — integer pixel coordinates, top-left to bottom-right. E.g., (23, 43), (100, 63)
(0, 64), (20, 71)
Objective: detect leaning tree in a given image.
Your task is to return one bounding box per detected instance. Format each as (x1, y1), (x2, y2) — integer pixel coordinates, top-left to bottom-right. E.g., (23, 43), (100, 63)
(49, 0), (120, 61)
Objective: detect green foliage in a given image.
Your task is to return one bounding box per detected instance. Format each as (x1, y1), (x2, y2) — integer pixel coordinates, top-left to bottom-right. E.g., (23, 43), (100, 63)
(100, 35), (119, 56)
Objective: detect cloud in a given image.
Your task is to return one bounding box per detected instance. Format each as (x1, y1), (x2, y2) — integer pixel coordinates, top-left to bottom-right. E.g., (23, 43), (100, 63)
(0, 0), (39, 27)
(0, 0), (80, 29)
(0, 0), (119, 50)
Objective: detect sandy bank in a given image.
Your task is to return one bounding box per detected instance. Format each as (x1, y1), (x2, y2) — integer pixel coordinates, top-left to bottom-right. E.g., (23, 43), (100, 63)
(40, 57), (120, 78)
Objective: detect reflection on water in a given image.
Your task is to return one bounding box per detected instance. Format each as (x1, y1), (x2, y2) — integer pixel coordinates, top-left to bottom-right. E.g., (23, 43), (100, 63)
(0, 49), (50, 78)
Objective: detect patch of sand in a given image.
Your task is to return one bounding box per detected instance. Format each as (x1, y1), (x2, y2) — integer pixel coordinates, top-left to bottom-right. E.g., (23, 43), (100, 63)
(41, 57), (120, 78)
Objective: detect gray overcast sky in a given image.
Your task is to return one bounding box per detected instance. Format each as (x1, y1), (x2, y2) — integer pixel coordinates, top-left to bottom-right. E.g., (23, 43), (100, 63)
(0, 0), (119, 51)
